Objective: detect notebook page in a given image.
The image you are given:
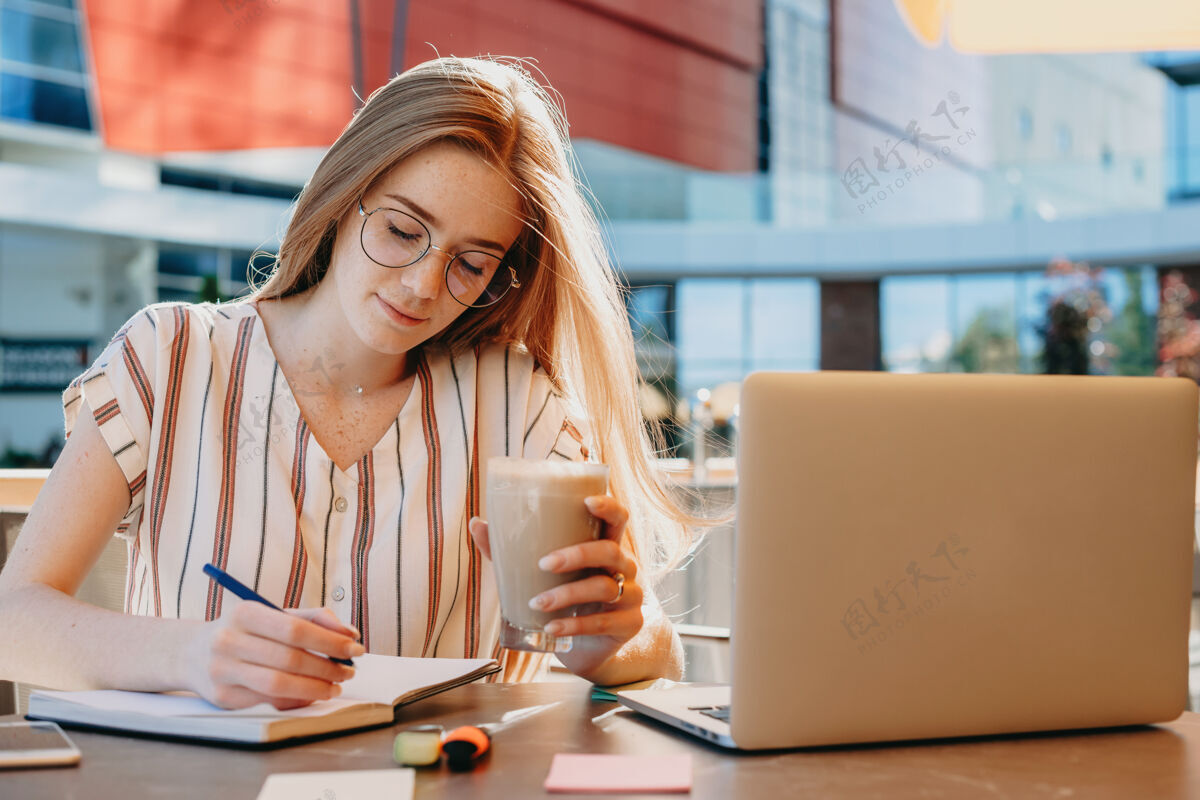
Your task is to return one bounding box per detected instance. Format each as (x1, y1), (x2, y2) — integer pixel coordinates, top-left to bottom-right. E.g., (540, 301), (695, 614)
(32, 689), (365, 719)
(338, 654), (497, 705)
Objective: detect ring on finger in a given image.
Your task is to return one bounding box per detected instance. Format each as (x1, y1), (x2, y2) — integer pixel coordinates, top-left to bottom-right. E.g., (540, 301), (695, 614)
(609, 571), (626, 603)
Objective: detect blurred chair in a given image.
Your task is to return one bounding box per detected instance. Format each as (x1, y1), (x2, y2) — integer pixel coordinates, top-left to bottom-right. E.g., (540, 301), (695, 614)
(677, 624), (731, 684)
(0, 470), (128, 715)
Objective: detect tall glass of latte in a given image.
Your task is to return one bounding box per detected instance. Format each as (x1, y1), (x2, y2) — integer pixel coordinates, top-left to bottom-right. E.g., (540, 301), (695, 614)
(485, 457), (610, 652)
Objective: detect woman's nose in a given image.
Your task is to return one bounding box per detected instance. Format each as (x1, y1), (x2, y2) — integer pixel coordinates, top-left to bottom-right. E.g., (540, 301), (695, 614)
(402, 250), (446, 300)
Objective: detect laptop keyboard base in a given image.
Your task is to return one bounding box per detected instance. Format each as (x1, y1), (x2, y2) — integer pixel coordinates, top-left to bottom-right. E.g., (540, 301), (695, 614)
(690, 704), (731, 722)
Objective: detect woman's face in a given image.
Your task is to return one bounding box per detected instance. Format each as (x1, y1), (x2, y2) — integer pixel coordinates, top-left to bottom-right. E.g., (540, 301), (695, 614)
(327, 141), (525, 356)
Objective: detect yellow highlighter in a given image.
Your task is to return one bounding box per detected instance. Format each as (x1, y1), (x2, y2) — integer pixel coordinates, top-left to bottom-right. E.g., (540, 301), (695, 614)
(393, 725), (444, 767)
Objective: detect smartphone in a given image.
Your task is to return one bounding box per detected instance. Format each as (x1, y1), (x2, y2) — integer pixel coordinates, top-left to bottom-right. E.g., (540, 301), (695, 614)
(0, 721), (82, 768)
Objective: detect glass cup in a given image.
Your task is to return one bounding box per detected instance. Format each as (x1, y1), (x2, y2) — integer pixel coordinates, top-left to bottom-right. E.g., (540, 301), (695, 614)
(485, 457), (610, 652)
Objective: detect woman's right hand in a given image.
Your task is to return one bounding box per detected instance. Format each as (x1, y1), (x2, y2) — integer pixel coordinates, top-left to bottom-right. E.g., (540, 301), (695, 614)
(182, 603), (365, 710)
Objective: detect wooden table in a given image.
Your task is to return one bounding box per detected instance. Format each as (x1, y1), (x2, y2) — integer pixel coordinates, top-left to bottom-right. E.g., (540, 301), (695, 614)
(0, 468), (48, 564)
(4, 682), (1200, 798)
(0, 468), (48, 510)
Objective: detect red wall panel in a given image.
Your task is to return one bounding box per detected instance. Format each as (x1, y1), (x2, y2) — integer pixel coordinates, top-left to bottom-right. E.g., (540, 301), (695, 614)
(560, 0), (759, 69)
(402, 0), (761, 171)
(85, 0), (358, 152)
(84, 0), (761, 171)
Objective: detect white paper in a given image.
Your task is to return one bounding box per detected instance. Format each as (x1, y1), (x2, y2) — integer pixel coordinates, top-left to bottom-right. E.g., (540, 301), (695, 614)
(339, 654), (496, 704)
(33, 690), (218, 717)
(256, 769), (414, 800)
(32, 655), (496, 720)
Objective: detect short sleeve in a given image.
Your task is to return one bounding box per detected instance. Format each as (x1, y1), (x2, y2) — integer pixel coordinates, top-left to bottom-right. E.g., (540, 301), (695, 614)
(521, 366), (592, 464)
(62, 308), (160, 531)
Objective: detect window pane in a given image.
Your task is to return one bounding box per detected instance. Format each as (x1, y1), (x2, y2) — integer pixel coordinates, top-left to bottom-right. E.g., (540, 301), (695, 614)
(1103, 266), (1159, 376)
(160, 168), (222, 192)
(1021, 266), (1145, 375)
(0, 73), (90, 129)
(156, 286), (198, 304)
(1, 8), (83, 72)
(161, 168), (301, 201)
(951, 274), (1018, 373)
(677, 279), (745, 395)
(748, 279), (818, 371)
(230, 178), (300, 202)
(881, 276), (951, 372)
(1187, 89), (1200, 194)
(1018, 272), (1053, 372)
(626, 284), (673, 345)
(231, 250), (277, 285)
(158, 246), (219, 277)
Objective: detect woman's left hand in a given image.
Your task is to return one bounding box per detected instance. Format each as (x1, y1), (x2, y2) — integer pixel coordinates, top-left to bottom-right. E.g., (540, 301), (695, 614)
(468, 494), (644, 678)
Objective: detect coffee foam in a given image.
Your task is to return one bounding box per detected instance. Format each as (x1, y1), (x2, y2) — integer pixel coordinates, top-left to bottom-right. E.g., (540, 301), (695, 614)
(487, 457), (608, 481)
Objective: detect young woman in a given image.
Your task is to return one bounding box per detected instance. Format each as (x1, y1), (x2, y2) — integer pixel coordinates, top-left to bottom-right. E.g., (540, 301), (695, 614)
(0, 57), (699, 709)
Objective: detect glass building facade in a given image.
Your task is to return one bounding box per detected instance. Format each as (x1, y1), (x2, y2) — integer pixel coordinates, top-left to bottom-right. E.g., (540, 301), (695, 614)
(0, 0), (92, 131)
(881, 267), (1159, 375)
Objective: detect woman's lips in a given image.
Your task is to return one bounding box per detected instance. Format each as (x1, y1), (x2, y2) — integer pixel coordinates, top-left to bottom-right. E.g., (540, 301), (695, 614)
(377, 295), (427, 327)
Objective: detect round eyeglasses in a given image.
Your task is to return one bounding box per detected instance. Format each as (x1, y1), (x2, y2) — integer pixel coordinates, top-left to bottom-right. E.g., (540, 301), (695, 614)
(357, 201), (521, 308)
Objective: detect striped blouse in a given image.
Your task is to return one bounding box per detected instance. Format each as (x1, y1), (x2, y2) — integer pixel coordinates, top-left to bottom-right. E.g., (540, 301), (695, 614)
(62, 301), (588, 678)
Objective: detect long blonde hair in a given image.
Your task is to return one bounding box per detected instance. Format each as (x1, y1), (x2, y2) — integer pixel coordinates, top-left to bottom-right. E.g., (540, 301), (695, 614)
(253, 56), (702, 585)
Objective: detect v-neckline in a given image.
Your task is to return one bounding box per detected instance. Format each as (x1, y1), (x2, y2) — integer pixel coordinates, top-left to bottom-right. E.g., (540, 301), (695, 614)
(242, 301), (420, 480)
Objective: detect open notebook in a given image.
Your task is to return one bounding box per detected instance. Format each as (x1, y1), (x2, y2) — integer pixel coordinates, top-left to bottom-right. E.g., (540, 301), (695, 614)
(25, 654), (499, 746)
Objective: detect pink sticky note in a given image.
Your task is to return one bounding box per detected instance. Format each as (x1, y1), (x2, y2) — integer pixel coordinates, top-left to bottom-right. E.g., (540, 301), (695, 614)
(544, 753), (692, 794)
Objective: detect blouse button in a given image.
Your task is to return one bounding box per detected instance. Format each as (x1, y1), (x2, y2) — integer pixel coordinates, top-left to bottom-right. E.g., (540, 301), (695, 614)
(334, 496), (348, 513)
(332, 586), (345, 602)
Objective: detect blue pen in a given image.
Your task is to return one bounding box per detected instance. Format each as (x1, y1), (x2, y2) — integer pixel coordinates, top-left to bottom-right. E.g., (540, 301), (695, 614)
(202, 563), (356, 666)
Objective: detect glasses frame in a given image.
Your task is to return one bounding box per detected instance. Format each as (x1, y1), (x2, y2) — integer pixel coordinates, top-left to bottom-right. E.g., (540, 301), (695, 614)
(357, 201), (521, 308)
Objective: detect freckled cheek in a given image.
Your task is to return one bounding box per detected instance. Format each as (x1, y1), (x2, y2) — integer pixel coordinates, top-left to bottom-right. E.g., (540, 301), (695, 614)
(347, 261), (387, 302)
(334, 269), (382, 329)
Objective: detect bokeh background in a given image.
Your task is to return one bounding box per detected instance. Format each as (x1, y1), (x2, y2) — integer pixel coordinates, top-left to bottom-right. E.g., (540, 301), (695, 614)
(1, 0), (1198, 466)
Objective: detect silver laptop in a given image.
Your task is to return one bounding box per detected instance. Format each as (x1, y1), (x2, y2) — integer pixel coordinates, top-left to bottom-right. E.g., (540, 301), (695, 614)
(620, 371), (1198, 750)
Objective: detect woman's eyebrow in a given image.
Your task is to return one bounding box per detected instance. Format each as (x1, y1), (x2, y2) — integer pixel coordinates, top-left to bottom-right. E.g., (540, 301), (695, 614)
(384, 192), (507, 252)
